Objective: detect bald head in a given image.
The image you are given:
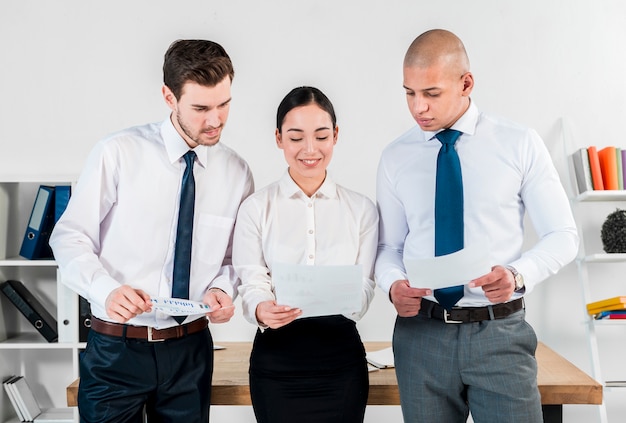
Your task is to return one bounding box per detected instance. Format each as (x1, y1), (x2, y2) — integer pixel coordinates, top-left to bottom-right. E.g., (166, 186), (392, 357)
(404, 29), (470, 75)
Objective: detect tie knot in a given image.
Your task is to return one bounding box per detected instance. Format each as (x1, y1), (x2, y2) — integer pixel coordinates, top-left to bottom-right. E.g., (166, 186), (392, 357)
(183, 150), (196, 167)
(435, 129), (462, 146)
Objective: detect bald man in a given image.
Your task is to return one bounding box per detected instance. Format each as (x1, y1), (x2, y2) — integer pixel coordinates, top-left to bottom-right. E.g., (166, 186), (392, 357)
(375, 29), (578, 422)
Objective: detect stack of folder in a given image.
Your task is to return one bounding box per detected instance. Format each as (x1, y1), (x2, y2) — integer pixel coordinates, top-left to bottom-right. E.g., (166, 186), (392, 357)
(586, 296), (626, 319)
(3, 375), (73, 422)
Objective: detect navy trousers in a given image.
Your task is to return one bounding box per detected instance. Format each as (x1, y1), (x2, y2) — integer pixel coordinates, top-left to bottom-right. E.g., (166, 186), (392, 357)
(78, 327), (213, 423)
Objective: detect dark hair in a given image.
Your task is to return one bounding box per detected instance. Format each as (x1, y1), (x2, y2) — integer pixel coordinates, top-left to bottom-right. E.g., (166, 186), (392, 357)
(276, 86), (337, 133)
(163, 39), (234, 99)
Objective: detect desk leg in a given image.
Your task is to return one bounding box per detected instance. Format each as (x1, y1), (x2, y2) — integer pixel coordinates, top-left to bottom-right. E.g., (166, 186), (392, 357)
(541, 405), (562, 423)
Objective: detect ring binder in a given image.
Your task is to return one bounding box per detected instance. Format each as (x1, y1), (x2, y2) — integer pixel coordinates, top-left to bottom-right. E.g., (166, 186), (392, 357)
(19, 185), (56, 260)
(0, 279), (58, 342)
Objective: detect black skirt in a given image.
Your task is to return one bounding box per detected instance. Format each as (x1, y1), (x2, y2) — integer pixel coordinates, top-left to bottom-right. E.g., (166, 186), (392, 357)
(249, 315), (368, 423)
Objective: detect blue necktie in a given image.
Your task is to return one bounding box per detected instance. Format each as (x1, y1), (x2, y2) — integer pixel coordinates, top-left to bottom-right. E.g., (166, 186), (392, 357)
(433, 129), (465, 310)
(172, 151), (196, 324)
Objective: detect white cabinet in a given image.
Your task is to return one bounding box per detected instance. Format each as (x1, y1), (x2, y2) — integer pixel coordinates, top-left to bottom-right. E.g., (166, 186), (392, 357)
(0, 178), (79, 423)
(562, 120), (626, 423)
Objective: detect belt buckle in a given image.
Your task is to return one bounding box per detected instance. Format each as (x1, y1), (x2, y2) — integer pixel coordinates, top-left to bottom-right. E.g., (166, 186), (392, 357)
(443, 310), (463, 324)
(147, 327), (165, 342)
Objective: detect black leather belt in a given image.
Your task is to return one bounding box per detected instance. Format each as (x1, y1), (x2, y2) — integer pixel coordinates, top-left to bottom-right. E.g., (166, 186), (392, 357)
(91, 317), (208, 342)
(419, 297), (524, 323)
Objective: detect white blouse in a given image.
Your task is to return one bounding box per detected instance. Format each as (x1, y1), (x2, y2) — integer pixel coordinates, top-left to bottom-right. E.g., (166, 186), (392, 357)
(233, 171), (379, 326)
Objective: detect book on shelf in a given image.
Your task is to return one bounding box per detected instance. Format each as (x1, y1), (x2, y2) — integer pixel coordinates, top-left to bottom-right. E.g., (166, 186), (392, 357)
(3, 376), (25, 421)
(2, 375), (73, 422)
(598, 146), (619, 190)
(594, 310), (626, 320)
(586, 296), (626, 315)
(0, 279), (58, 342)
(587, 146), (605, 190)
(616, 147), (624, 190)
(570, 147), (594, 194)
(622, 149), (626, 189)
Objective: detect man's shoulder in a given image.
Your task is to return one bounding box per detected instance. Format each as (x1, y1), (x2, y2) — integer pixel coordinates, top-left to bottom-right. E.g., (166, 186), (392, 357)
(211, 142), (252, 172)
(478, 111), (533, 136)
(99, 121), (162, 147)
(380, 125), (424, 158)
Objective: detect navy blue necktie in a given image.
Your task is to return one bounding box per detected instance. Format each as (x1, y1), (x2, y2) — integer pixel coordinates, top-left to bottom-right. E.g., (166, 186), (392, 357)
(172, 150), (196, 324)
(433, 129), (465, 310)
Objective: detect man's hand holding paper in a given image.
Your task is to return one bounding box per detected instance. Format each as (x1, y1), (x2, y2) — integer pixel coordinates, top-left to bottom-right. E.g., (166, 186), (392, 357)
(468, 265), (516, 304)
(403, 242), (491, 291)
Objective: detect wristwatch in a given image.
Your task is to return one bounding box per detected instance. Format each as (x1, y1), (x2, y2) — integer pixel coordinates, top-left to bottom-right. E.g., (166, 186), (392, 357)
(506, 266), (525, 292)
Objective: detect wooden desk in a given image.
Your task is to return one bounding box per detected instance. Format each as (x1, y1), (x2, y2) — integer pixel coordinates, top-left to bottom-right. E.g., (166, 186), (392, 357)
(67, 342), (601, 422)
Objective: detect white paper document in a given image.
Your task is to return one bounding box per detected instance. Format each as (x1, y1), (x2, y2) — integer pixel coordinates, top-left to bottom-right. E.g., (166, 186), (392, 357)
(272, 263), (362, 319)
(151, 298), (212, 316)
(366, 347), (395, 369)
(403, 243), (491, 290)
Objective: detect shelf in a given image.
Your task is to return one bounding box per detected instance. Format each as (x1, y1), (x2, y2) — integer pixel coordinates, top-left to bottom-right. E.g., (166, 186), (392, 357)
(0, 333), (85, 349)
(0, 174), (75, 184)
(0, 257), (57, 267)
(590, 319), (626, 326)
(581, 253), (626, 263)
(575, 190), (626, 202)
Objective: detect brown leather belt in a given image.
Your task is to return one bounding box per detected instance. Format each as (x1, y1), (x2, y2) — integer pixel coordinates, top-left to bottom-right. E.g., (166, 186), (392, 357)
(91, 317), (208, 342)
(419, 297), (524, 323)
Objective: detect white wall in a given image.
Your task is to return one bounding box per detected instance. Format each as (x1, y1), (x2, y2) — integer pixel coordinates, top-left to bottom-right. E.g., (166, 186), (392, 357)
(2, 1), (626, 421)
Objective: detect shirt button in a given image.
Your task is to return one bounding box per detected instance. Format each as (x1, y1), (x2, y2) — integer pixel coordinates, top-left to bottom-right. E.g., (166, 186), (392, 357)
(308, 229), (314, 234)
(308, 254), (314, 259)
(308, 203), (313, 207)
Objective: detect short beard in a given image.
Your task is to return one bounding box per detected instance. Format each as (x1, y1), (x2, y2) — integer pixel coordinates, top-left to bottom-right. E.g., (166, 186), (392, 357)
(175, 111), (221, 147)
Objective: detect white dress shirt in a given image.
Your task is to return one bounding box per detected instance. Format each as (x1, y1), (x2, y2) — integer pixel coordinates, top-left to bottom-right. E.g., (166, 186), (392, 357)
(49, 116), (254, 328)
(233, 171), (379, 326)
(375, 101), (579, 306)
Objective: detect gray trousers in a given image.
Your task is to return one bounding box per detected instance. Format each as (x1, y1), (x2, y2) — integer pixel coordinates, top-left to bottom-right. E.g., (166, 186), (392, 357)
(392, 309), (542, 423)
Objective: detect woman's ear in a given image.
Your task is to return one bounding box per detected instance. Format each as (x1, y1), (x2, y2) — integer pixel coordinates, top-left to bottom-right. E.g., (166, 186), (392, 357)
(275, 128), (284, 150)
(333, 126), (339, 145)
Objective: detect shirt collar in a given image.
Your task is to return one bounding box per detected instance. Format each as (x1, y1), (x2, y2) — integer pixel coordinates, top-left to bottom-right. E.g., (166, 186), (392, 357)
(160, 115), (210, 168)
(424, 100), (479, 141)
(278, 169), (338, 199)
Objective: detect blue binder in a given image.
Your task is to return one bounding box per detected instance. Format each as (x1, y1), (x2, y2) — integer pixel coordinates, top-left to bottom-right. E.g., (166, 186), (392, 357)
(54, 185), (71, 223)
(19, 185), (56, 260)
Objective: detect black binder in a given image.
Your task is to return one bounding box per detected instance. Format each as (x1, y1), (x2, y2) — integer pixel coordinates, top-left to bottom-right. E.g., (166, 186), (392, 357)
(0, 280), (58, 342)
(79, 296), (91, 342)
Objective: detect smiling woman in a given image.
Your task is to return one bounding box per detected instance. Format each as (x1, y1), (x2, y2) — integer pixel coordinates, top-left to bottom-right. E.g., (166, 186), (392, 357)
(275, 88), (338, 196)
(232, 86), (380, 423)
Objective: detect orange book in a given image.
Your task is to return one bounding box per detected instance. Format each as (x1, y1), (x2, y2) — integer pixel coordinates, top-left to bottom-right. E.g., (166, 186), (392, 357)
(598, 146), (619, 190)
(587, 146), (604, 190)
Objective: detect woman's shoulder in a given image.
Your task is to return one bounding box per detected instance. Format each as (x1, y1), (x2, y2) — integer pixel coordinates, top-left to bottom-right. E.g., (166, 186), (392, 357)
(334, 184), (376, 209)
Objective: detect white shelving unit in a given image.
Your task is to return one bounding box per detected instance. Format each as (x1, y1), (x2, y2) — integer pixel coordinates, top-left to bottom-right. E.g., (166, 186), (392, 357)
(561, 119), (626, 423)
(0, 178), (80, 423)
